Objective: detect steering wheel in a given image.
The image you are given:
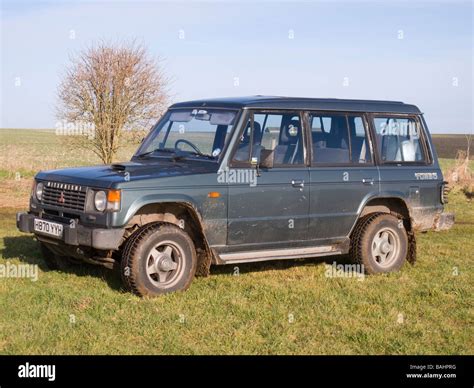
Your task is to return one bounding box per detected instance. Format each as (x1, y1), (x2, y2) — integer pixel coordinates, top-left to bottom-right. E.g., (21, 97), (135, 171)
(174, 139), (202, 154)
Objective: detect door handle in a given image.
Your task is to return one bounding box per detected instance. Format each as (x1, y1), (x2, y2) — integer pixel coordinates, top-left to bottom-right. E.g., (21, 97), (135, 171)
(362, 178), (375, 185)
(291, 179), (305, 189)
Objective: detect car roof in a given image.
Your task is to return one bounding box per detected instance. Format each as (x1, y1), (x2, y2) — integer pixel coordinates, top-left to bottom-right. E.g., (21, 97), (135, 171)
(170, 95), (421, 114)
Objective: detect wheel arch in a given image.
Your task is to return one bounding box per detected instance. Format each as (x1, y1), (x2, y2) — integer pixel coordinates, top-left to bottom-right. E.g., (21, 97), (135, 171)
(353, 196), (413, 233)
(123, 201), (215, 276)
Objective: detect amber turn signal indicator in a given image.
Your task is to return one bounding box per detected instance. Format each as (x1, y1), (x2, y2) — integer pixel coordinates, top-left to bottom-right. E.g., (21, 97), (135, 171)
(107, 189), (121, 202)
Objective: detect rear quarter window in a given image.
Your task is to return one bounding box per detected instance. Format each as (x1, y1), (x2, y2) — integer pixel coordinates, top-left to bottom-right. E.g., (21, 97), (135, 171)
(372, 116), (428, 163)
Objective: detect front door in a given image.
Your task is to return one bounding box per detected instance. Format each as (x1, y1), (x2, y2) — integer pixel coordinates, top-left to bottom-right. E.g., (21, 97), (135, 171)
(226, 110), (310, 248)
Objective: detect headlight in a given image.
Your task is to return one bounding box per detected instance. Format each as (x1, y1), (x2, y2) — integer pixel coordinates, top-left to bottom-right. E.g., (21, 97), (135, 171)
(94, 191), (107, 212)
(35, 182), (44, 201)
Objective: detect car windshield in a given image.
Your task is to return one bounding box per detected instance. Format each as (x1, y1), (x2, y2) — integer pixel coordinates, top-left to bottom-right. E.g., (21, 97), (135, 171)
(135, 108), (238, 159)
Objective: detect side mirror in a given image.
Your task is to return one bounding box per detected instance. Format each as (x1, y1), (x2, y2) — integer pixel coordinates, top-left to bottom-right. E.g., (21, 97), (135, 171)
(251, 146), (273, 171)
(251, 145), (262, 167)
(251, 146), (262, 176)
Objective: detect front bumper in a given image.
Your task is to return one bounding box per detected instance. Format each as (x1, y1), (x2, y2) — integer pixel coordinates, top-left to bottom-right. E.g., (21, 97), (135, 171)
(434, 212), (455, 231)
(16, 212), (125, 250)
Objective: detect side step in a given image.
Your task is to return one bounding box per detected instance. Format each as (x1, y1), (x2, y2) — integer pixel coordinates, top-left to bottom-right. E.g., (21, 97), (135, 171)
(217, 245), (342, 264)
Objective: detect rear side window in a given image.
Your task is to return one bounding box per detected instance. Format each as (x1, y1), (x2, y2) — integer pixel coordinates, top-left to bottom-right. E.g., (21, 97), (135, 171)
(373, 116), (426, 163)
(310, 113), (372, 165)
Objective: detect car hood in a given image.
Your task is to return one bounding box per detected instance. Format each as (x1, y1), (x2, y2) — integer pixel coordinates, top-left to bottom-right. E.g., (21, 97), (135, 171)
(35, 159), (219, 189)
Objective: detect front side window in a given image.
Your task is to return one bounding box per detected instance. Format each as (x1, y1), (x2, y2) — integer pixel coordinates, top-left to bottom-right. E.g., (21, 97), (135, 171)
(373, 116), (425, 163)
(232, 112), (304, 167)
(310, 113), (372, 164)
(136, 108), (238, 159)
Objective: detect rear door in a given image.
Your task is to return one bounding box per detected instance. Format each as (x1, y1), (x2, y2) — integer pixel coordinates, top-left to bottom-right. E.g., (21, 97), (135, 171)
(308, 112), (379, 240)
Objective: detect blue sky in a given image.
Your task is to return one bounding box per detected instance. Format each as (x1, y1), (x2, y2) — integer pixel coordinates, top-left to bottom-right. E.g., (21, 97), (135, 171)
(1, 0), (472, 133)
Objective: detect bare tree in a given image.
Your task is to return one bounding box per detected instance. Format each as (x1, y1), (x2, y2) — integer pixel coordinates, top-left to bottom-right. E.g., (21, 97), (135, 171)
(57, 41), (168, 164)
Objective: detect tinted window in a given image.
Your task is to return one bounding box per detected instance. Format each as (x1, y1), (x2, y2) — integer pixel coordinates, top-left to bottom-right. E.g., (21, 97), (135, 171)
(310, 114), (371, 164)
(233, 112), (304, 166)
(373, 117), (425, 162)
(349, 116), (372, 164)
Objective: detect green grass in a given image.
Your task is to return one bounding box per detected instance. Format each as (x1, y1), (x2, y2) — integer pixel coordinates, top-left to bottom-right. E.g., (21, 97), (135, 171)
(0, 195), (473, 355)
(0, 129), (472, 354)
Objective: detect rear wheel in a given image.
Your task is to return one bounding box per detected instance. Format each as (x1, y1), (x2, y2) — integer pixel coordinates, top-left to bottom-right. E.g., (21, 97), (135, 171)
(120, 223), (197, 297)
(350, 213), (408, 274)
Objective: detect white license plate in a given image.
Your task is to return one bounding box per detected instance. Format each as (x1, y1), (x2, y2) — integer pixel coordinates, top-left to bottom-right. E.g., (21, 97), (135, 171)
(34, 219), (63, 238)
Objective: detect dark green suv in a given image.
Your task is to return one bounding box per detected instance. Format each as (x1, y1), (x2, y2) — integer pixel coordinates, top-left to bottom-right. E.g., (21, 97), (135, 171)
(17, 96), (454, 296)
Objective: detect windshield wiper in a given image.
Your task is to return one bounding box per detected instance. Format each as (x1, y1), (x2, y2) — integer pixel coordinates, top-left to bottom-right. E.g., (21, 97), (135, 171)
(137, 148), (215, 160)
(186, 151), (216, 160)
(135, 148), (177, 159)
(136, 148), (191, 162)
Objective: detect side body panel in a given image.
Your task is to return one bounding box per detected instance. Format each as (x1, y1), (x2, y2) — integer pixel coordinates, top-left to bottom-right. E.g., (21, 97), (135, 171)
(115, 172), (228, 246)
(371, 114), (444, 231)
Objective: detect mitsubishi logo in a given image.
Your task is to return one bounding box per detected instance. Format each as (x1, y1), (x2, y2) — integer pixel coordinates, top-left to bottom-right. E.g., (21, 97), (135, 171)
(58, 192), (65, 204)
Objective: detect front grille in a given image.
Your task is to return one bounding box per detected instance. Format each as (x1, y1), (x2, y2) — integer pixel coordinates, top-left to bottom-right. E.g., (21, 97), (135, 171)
(42, 181), (87, 211)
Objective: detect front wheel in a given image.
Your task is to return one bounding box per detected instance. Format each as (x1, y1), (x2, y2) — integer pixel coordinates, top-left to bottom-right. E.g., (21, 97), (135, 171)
(350, 213), (408, 274)
(120, 223), (197, 297)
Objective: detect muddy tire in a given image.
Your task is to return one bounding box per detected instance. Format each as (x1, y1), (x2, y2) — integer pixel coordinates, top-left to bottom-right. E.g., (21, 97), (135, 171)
(350, 213), (408, 274)
(120, 223), (197, 297)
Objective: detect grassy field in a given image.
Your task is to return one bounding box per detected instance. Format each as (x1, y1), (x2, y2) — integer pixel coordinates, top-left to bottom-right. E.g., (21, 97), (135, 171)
(0, 129), (472, 355)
